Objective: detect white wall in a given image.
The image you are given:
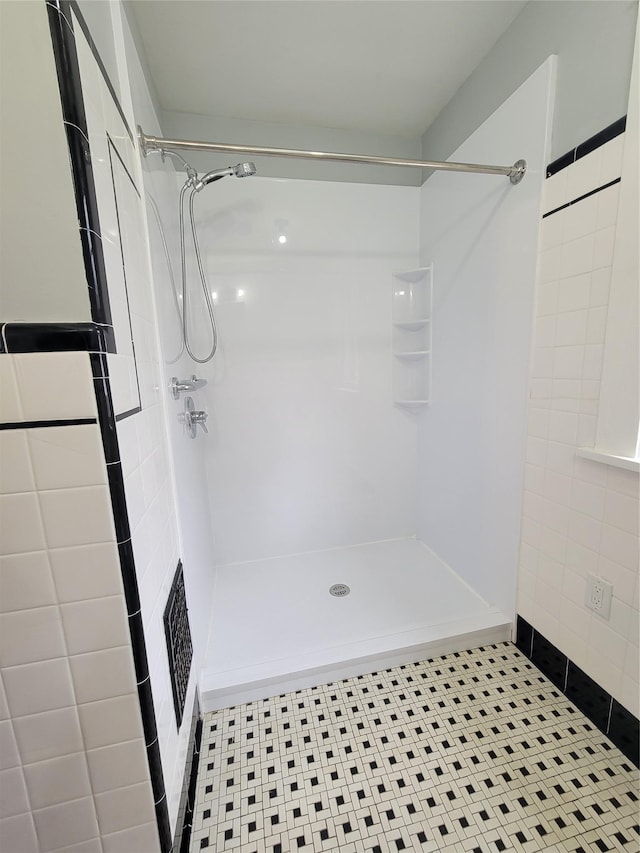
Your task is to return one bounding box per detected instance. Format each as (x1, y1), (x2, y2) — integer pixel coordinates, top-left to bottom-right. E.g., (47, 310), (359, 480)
(0, 1), (91, 323)
(123, 9), (217, 685)
(187, 177), (420, 566)
(72, 4), (201, 834)
(416, 59), (556, 619)
(518, 132), (639, 716)
(421, 1), (637, 169)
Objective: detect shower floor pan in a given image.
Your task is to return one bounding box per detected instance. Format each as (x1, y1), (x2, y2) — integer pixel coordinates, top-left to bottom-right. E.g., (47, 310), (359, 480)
(200, 538), (511, 711)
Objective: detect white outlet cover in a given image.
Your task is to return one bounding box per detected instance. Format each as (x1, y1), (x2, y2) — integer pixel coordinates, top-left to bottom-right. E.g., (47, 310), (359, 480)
(585, 574), (613, 619)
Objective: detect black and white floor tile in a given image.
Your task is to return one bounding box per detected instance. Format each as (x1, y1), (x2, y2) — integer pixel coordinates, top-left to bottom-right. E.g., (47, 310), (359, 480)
(190, 644), (639, 853)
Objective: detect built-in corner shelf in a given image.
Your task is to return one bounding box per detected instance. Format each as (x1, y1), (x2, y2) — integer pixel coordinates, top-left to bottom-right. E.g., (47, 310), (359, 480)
(392, 265), (433, 408)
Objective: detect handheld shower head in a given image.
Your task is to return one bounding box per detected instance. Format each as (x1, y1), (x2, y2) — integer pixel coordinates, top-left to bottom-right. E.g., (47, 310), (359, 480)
(233, 162), (257, 178)
(194, 162), (257, 191)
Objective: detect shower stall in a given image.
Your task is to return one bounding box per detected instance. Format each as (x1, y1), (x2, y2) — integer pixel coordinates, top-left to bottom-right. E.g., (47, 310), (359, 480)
(140, 56), (554, 711)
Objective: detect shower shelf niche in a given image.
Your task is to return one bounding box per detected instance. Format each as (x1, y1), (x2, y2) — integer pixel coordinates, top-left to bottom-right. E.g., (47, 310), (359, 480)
(392, 264), (433, 408)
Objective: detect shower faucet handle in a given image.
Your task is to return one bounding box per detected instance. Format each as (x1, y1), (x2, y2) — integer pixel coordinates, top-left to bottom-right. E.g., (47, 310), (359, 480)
(178, 396), (208, 438)
(169, 375), (208, 399)
(191, 410), (208, 434)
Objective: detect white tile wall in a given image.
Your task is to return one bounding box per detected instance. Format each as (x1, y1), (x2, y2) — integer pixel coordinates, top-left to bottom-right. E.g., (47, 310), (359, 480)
(72, 8), (190, 834)
(0, 359), (156, 851)
(518, 134), (640, 716)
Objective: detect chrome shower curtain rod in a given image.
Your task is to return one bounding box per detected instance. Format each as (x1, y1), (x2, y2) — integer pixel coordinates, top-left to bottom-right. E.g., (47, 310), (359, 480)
(138, 127), (527, 184)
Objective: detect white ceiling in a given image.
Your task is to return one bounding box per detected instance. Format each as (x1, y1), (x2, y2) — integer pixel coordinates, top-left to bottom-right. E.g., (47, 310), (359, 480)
(130, 0), (527, 139)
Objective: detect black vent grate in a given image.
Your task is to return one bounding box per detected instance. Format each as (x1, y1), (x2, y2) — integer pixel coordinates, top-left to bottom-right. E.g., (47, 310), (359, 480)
(163, 561), (193, 729)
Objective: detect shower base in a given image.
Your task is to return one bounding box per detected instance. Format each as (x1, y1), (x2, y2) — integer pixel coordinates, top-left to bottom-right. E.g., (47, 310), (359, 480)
(200, 538), (511, 711)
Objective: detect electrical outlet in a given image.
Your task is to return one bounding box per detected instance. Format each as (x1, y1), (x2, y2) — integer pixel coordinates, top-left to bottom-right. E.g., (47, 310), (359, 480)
(585, 574), (613, 619)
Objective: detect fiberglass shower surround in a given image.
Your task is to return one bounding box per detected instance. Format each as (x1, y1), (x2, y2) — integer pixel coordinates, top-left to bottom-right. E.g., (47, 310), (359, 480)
(140, 86), (547, 710)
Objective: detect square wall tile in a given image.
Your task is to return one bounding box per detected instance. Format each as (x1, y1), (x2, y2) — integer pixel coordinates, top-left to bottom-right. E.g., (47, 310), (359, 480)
(49, 541), (122, 603)
(0, 605), (67, 667)
(0, 812), (38, 853)
(78, 693), (145, 750)
(0, 430), (34, 494)
(101, 821), (160, 853)
(86, 738), (149, 794)
(39, 485), (116, 549)
(2, 658), (75, 717)
(0, 551), (56, 613)
(13, 352), (97, 422)
(0, 677), (8, 721)
(51, 840), (102, 853)
(70, 645), (137, 705)
(589, 265), (611, 306)
(542, 170), (567, 213)
(95, 781), (156, 835)
(61, 595), (129, 656)
(599, 134), (624, 183)
(565, 147), (601, 200)
(0, 357), (23, 423)
(0, 719), (20, 770)
(0, 492), (46, 555)
(23, 752), (91, 810)
(0, 766), (30, 818)
(28, 425), (107, 491)
(13, 707), (83, 766)
(603, 489), (639, 536)
(32, 796), (99, 853)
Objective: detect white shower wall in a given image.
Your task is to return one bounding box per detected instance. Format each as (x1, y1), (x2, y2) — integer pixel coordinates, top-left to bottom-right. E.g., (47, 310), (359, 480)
(416, 58), (556, 618)
(191, 178), (421, 565)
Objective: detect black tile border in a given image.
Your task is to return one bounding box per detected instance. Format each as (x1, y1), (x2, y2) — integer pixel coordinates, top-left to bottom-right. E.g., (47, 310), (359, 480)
(176, 694), (203, 853)
(0, 418), (97, 431)
(2, 322), (115, 355)
(546, 116), (626, 178)
(542, 177), (621, 220)
(531, 631), (568, 690)
(566, 661), (612, 732)
(89, 355), (172, 851)
(516, 615), (639, 767)
(46, 1), (113, 328)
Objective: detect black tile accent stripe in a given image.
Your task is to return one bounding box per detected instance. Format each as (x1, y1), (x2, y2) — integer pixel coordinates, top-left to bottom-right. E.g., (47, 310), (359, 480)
(516, 615), (639, 767)
(115, 406), (143, 422)
(566, 661), (612, 732)
(46, 1), (113, 328)
(531, 630), (567, 691)
(609, 700), (640, 765)
(2, 322), (115, 354)
(88, 355), (172, 851)
(546, 116), (626, 178)
(542, 177), (621, 220)
(0, 418), (97, 431)
(176, 696), (203, 853)
(514, 615), (533, 657)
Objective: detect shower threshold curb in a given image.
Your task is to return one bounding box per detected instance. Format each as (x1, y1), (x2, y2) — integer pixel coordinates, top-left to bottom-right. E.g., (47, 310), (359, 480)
(200, 614), (511, 711)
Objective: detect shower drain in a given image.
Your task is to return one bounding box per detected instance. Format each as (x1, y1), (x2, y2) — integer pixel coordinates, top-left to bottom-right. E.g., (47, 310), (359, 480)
(329, 583), (351, 597)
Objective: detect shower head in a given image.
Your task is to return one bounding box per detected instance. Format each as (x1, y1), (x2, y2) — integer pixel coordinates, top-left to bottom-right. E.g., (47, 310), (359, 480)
(194, 162), (257, 191)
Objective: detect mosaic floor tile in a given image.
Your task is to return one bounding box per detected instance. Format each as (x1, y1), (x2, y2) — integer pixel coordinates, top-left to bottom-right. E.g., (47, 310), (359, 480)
(190, 644), (640, 853)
